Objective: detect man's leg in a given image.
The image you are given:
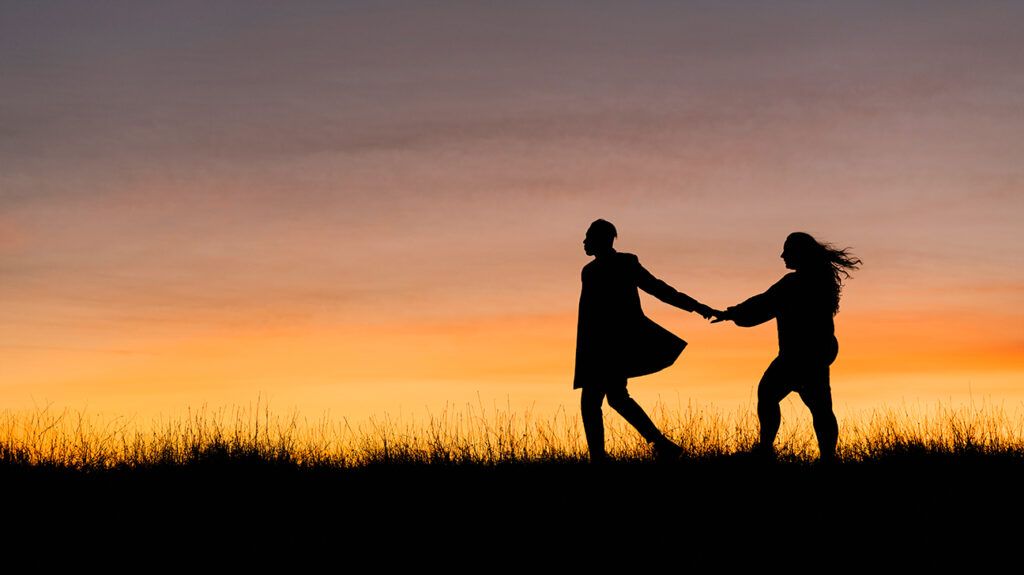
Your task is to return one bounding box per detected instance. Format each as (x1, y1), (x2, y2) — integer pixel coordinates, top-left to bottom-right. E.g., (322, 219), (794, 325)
(605, 380), (679, 456)
(797, 367), (838, 462)
(580, 384), (607, 462)
(756, 357), (791, 456)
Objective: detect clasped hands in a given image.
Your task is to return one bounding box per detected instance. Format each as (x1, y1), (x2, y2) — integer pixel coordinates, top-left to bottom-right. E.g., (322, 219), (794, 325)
(695, 304), (731, 324)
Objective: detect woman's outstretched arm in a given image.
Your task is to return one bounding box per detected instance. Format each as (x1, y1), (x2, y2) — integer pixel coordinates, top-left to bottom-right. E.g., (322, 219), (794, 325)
(715, 276), (789, 326)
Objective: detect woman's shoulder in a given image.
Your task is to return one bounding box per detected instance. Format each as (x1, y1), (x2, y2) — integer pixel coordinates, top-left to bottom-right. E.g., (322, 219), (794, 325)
(776, 271), (833, 304)
(769, 272), (800, 290)
(766, 272), (818, 303)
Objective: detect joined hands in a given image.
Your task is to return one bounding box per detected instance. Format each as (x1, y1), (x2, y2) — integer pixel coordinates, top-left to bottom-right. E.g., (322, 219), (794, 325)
(694, 305), (730, 323)
(695, 304), (727, 322)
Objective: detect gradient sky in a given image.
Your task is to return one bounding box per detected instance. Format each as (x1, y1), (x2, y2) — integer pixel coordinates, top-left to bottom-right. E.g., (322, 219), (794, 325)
(2, 1), (1022, 422)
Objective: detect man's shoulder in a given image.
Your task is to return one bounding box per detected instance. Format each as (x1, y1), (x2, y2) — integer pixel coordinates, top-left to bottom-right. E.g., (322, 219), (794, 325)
(609, 253), (641, 273)
(614, 252), (640, 267)
(582, 252), (638, 268)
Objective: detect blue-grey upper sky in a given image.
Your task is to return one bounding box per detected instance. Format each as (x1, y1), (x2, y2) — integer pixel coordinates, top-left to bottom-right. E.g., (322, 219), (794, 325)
(2, 1), (1022, 415)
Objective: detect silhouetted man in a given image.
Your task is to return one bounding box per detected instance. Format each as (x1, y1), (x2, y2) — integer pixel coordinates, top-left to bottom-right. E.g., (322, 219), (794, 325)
(574, 219), (716, 462)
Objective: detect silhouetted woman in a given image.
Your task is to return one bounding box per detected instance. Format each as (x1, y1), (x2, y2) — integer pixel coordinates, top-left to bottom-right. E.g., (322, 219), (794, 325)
(715, 232), (861, 462)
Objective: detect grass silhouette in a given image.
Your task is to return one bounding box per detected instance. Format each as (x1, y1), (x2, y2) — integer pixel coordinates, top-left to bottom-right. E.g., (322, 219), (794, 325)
(3, 399), (1023, 471)
(4, 399), (1023, 554)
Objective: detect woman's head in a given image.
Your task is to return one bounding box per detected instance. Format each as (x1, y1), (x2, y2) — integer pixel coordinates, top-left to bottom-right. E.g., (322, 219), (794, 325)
(782, 232), (862, 314)
(781, 232), (824, 271)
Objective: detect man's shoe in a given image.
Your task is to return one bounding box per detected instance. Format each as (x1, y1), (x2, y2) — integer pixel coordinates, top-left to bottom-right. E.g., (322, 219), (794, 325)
(652, 440), (683, 462)
(737, 443), (777, 463)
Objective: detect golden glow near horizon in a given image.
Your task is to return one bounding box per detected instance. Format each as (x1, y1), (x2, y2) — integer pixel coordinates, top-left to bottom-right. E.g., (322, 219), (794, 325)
(2, 3), (1023, 423)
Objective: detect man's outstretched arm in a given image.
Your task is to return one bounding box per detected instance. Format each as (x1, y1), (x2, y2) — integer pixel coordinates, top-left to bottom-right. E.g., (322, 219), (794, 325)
(634, 257), (717, 318)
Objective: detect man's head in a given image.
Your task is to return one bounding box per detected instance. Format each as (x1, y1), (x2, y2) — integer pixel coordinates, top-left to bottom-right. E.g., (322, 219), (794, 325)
(584, 219), (617, 256)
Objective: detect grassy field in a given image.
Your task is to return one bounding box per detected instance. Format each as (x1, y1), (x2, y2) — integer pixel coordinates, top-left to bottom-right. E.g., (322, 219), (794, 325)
(3, 400), (1022, 555)
(3, 399), (1023, 469)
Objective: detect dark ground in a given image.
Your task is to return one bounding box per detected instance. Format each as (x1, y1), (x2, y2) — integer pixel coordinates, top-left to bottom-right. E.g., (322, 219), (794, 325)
(3, 455), (1021, 563)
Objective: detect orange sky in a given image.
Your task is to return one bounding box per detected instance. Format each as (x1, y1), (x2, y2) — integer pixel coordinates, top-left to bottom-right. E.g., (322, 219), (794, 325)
(1, 2), (1022, 423)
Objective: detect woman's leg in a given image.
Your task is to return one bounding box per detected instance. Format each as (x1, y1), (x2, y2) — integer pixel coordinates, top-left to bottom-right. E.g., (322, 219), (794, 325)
(757, 358), (790, 455)
(580, 384), (607, 462)
(797, 366), (838, 462)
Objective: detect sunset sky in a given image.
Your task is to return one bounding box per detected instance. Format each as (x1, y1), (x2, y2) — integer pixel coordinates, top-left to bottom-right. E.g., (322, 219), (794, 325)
(2, 2), (1022, 423)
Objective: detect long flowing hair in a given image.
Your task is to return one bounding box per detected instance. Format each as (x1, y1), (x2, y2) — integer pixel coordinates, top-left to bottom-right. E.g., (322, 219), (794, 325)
(786, 232), (862, 315)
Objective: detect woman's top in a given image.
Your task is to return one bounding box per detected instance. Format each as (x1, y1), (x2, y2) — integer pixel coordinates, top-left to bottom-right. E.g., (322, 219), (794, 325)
(727, 271), (838, 364)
